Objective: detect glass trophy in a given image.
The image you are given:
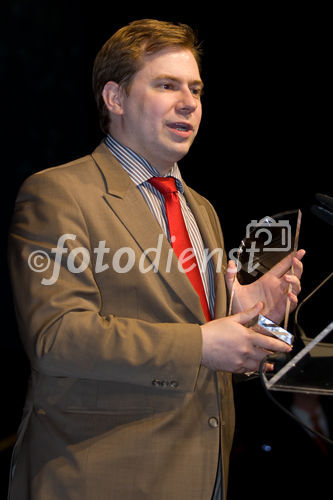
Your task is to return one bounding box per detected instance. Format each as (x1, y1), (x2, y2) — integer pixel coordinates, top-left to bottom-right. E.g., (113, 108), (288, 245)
(229, 209), (333, 396)
(228, 209), (302, 345)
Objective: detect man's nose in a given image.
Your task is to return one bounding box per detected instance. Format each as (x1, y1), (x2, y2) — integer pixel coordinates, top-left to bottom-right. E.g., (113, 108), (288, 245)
(176, 88), (199, 114)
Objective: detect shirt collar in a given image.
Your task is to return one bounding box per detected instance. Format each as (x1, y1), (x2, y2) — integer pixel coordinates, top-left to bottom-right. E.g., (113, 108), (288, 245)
(104, 134), (184, 194)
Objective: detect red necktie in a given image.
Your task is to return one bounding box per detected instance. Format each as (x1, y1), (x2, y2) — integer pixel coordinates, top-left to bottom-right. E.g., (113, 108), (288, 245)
(148, 177), (211, 322)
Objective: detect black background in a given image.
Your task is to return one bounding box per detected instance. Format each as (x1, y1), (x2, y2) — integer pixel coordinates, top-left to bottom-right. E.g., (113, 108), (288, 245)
(1, 2), (332, 498)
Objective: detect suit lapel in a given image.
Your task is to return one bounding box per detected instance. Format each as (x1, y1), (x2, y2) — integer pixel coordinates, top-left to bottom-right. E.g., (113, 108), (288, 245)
(91, 143), (206, 323)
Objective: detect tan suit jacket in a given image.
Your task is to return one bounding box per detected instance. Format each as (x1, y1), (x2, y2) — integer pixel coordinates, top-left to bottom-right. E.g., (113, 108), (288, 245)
(8, 143), (235, 499)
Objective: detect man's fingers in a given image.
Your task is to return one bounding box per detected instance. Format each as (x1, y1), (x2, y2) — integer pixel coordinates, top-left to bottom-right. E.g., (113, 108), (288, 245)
(232, 301), (263, 325)
(251, 346), (274, 361)
(291, 253), (304, 278)
(225, 259), (238, 292)
(251, 331), (292, 353)
(269, 249), (305, 278)
(283, 273), (301, 295)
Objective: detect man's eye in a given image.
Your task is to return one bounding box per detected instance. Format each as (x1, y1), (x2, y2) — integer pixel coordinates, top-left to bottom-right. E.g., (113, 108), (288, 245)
(161, 83), (174, 90)
(191, 88), (203, 97)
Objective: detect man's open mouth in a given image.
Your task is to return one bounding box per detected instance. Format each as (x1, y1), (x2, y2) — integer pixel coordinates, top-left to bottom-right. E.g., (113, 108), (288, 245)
(167, 122), (193, 132)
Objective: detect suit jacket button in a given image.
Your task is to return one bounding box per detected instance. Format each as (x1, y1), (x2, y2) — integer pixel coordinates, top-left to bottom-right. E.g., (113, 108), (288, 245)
(160, 380), (169, 387)
(170, 380), (179, 388)
(152, 379), (160, 386)
(208, 417), (219, 428)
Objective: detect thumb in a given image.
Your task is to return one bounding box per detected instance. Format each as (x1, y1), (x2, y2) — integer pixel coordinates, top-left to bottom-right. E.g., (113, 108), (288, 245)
(231, 301), (263, 325)
(225, 259), (238, 293)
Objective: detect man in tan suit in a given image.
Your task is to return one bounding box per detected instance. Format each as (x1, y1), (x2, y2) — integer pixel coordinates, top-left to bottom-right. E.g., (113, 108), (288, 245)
(8, 20), (304, 499)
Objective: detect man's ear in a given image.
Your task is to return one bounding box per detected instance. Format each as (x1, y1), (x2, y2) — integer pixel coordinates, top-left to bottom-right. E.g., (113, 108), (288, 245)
(102, 81), (124, 115)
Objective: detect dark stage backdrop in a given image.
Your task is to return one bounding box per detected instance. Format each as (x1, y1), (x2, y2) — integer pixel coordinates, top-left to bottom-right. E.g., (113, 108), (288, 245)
(1, 2), (332, 499)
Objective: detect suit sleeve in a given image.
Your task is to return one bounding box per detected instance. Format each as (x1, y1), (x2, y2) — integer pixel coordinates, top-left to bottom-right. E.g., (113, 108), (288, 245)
(8, 171), (203, 392)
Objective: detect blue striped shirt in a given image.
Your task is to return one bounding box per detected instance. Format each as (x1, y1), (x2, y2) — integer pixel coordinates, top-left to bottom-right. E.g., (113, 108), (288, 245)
(105, 134), (215, 317)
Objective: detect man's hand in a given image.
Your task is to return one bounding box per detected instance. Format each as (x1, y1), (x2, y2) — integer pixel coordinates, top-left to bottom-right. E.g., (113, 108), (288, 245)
(225, 249), (305, 324)
(201, 302), (292, 374)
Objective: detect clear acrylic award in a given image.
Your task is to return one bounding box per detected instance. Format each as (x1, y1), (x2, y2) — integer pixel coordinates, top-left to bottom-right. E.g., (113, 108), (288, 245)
(229, 209), (333, 396)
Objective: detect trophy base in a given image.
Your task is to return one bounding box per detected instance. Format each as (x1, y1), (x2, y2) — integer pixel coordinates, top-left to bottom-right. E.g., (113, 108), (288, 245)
(248, 314), (294, 345)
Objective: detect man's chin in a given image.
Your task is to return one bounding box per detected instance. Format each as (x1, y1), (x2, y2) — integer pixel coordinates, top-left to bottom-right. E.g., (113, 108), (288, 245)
(151, 140), (194, 173)
(169, 142), (193, 162)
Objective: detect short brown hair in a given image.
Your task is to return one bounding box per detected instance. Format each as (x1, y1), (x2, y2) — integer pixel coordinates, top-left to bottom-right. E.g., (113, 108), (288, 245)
(92, 19), (202, 134)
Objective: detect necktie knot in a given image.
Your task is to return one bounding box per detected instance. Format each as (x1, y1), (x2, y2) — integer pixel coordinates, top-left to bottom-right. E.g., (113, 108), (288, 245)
(148, 176), (178, 196)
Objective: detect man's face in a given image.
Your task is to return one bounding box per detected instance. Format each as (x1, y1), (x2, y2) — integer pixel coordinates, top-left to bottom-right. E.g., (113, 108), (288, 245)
(111, 48), (203, 174)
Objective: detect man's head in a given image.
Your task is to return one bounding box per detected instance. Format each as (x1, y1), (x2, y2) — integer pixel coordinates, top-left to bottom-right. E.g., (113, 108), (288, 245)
(93, 19), (202, 135)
